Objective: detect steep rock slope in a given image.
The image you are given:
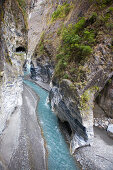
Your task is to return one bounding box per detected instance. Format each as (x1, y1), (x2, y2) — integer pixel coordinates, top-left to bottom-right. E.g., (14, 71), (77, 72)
(28, 0), (52, 58)
(31, 0), (113, 153)
(0, 0), (27, 134)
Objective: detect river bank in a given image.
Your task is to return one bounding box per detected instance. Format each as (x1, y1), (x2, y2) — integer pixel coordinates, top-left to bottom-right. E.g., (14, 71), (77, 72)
(75, 126), (113, 170)
(0, 83), (46, 169)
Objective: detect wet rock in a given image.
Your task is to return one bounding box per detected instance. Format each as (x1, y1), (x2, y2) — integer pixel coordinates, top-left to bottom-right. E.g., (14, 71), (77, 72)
(30, 58), (54, 83)
(23, 60), (27, 71)
(49, 79), (94, 153)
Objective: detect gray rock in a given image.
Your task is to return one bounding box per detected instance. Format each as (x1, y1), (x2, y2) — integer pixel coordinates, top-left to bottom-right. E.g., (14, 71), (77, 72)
(107, 124), (113, 138)
(49, 79), (94, 153)
(94, 77), (113, 119)
(30, 58), (54, 83)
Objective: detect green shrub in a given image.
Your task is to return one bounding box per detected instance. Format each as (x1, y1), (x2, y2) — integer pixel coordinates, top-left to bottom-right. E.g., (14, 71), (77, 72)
(51, 3), (71, 21)
(105, 22), (113, 30)
(61, 18), (94, 58)
(108, 7), (113, 12)
(55, 58), (66, 76)
(57, 28), (62, 36)
(55, 17), (95, 76)
(56, 53), (63, 60)
(73, 18), (86, 33)
(80, 90), (90, 110)
(40, 44), (44, 53)
(80, 45), (92, 56)
(88, 12), (97, 24)
(17, 0), (26, 11)
(16, 0), (27, 28)
(63, 74), (69, 79)
(83, 30), (95, 44)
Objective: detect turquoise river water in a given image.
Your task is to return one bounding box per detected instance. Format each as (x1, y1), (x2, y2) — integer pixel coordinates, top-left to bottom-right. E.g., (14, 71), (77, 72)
(24, 80), (78, 170)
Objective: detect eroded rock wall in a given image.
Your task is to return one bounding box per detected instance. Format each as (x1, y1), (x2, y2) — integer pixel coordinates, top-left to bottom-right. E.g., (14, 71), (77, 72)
(0, 0), (27, 134)
(28, 0), (52, 58)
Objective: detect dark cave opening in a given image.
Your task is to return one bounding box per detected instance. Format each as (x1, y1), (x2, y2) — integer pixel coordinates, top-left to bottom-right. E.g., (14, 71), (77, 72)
(16, 46), (26, 52)
(58, 118), (72, 143)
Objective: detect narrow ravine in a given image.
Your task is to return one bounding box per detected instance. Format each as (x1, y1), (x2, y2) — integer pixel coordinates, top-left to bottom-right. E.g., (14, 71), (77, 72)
(24, 79), (79, 170)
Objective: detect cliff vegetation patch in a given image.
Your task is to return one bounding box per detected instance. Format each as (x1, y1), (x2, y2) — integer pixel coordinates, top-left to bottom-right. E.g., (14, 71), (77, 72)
(51, 2), (72, 22)
(54, 4), (113, 81)
(55, 17), (95, 77)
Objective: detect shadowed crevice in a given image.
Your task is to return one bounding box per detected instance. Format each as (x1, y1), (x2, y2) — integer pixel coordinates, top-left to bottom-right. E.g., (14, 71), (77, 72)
(16, 46), (26, 53)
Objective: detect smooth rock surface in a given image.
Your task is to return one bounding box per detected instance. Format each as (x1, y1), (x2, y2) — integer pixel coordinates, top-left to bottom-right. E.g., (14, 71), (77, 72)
(107, 124), (113, 138)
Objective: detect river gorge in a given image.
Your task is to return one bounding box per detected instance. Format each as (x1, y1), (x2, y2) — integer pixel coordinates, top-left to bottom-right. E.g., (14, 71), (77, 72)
(24, 79), (78, 170)
(0, 0), (113, 169)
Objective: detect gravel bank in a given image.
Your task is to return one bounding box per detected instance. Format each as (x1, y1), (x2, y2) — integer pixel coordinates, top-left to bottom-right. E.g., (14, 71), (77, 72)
(0, 83), (46, 170)
(75, 126), (113, 170)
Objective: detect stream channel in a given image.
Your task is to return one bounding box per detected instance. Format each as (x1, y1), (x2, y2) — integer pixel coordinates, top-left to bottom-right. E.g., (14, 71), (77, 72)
(24, 79), (79, 170)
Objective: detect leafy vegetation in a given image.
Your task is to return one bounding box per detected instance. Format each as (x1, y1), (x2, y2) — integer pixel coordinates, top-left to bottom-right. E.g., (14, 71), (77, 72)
(54, 1), (113, 78)
(16, 0), (26, 14)
(79, 89), (91, 111)
(55, 17), (95, 77)
(51, 2), (72, 21)
(80, 85), (100, 110)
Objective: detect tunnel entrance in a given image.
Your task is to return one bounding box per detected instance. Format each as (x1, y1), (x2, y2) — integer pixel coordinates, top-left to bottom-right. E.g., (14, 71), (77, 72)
(16, 46), (26, 52)
(58, 118), (72, 144)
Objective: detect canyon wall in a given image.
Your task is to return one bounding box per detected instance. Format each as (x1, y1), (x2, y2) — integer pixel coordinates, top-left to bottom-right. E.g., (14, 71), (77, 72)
(0, 0), (27, 134)
(28, 0), (52, 58)
(31, 0), (113, 153)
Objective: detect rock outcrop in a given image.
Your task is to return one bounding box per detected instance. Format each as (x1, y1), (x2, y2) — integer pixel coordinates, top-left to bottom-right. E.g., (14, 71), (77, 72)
(0, 0), (27, 134)
(94, 77), (113, 129)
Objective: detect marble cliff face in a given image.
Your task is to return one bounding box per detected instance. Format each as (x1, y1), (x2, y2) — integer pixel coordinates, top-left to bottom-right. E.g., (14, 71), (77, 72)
(0, 0), (27, 134)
